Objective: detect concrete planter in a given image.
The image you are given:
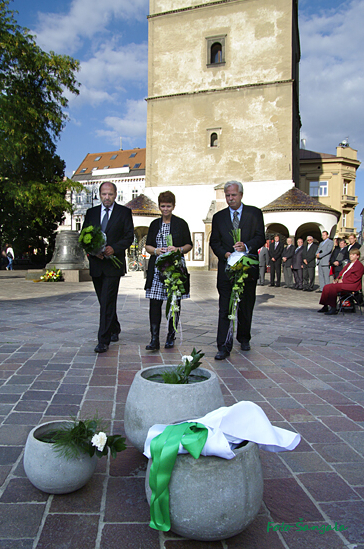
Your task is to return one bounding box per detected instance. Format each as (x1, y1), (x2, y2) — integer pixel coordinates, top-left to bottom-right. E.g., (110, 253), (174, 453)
(124, 366), (225, 452)
(145, 441), (263, 541)
(24, 421), (97, 494)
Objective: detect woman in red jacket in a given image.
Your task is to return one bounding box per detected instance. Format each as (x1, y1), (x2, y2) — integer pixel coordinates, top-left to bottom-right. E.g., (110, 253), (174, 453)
(318, 248), (364, 315)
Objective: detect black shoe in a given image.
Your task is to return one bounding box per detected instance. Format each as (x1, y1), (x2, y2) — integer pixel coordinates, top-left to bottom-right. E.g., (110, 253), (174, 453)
(110, 333), (119, 342)
(146, 323), (160, 350)
(317, 306), (328, 313)
(165, 336), (175, 349)
(325, 307), (338, 316)
(240, 341), (251, 351)
(275, 284), (280, 287)
(269, 284), (275, 287)
(214, 349), (230, 360)
(94, 343), (109, 353)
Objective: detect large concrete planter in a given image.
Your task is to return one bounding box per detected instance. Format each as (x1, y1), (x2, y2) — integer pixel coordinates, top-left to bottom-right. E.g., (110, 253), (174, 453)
(145, 441), (263, 541)
(124, 366), (225, 452)
(24, 421), (97, 494)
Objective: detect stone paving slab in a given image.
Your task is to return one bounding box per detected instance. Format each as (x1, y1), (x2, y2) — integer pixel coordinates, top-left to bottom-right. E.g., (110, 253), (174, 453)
(0, 270), (363, 548)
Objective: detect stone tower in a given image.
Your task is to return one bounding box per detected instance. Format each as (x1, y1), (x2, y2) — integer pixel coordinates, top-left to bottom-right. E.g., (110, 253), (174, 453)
(146, 0), (300, 205)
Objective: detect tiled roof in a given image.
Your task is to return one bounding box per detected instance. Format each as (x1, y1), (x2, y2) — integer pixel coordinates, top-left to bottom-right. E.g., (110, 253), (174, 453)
(124, 194), (160, 217)
(300, 149), (336, 160)
(73, 148), (146, 175)
(262, 187), (340, 216)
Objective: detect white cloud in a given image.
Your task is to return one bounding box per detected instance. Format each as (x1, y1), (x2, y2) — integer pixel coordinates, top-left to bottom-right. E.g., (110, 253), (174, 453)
(79, 42), (148, 89)
(32, 0), (148, 54)
(299, 0), (364, 155)
(96, 99), (147, 145)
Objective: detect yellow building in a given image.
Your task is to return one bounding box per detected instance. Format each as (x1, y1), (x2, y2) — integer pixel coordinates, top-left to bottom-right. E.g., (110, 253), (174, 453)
(299, 145), (360, 238)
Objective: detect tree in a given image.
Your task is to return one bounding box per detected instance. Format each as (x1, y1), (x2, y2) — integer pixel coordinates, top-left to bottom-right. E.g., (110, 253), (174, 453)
(0, 0), (81, 261)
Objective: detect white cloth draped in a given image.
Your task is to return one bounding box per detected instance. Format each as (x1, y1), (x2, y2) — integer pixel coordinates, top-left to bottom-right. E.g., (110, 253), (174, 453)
(144, 401), (301, 460)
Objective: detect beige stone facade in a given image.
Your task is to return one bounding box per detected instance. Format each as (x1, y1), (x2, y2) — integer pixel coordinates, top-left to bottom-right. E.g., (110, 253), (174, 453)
(146, 0), (300, 189)
(299, 146), (360, 238)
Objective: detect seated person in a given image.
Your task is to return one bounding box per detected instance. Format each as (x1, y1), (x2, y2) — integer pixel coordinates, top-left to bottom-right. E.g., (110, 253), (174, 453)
(318, 248), (364, 315)
(329, 238), (349, 278)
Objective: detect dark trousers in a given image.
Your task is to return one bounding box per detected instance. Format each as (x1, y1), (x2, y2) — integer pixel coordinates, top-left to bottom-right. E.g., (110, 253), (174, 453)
(292, 268), (303, 289)
(93, 274), (121, 344)
(303, 264), (315, 290)
(270, 260), (282, 285)
(283, 265), (293, 288)
(149, 299), (180, 330)
(217, 278), (257, 351)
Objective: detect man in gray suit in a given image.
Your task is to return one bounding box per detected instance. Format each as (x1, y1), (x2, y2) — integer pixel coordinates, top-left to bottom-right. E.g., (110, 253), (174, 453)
(258, 243), (269, 285)
(316, 231), (333, 291)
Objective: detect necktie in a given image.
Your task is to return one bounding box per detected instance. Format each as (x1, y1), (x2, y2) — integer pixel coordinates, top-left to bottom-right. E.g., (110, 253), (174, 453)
(232, 211), (239, 230)
(275, 242), (278, 249)
(101, 207), (109, 232)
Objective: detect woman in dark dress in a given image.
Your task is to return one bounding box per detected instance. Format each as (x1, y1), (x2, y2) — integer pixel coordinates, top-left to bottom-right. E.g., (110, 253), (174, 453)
(144, 191), (192, 350)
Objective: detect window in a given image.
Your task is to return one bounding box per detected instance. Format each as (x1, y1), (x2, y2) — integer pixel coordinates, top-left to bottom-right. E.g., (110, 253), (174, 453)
(92, 167), (98, 172)
(133, 163), (141, 169)
(103, 165), (110, 169)
(343, 180), (349, 195)
(309, 181), (328, 197)
(132, 189), (138, 199)
(211, 43), (222, 64)
(76, 193), (83, 204)
(76, 219), (81, 231)
(123, 164), (129, 168)
(117, 191), (123, 202)
(86, 192), (92, 204)
(342, 213), (347, 228)
(110, 154), (117, 160)
(206, 35), (226, 66)
(94, 156), (101, 161)
(129, 152), (137, 158)
(210, 133), (218, 147)
(80, 168), (87, 173)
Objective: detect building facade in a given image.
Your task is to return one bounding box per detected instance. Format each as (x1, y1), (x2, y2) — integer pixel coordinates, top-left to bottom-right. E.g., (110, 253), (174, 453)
(299, 145), (360, 238)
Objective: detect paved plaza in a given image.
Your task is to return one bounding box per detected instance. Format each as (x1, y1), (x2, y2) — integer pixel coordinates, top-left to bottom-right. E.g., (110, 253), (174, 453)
(0, 270), (363, 549)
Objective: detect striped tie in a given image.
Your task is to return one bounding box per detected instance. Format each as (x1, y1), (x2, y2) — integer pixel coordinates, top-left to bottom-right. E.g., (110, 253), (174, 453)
(233, 211), (239, 230)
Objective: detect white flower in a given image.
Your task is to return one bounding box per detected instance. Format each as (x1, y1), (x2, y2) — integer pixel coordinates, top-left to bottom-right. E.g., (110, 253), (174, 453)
(182, 355), (193, 365)
(91, 431), (107, 452)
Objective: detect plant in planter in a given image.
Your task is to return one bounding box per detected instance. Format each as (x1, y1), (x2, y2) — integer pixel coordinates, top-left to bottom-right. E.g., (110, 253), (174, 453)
(148, 348), (206, 384)
(124, 348), (225, 452)
(24, 417), (126, 494)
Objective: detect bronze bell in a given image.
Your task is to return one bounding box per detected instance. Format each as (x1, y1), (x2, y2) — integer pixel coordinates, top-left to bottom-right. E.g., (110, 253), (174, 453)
(46, 230), (88, 270)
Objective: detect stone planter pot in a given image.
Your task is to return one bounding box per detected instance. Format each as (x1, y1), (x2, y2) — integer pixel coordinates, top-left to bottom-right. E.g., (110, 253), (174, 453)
(145, 441), (263, 541)
(124, 366), (225, 452)
(24, 421), (97, 494)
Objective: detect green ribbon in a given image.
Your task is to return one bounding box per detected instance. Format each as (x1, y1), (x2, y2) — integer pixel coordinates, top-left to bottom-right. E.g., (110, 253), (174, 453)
(148, 422), (208, 531)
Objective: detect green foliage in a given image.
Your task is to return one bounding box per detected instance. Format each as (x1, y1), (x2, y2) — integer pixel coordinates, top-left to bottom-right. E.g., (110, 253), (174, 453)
(0, 0), (81, 256)
(38, 416), (126, 460)
(161, 348), (205, 384)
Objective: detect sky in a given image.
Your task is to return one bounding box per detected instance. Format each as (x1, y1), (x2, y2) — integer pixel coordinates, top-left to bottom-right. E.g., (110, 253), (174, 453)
(9, 0), (364, 229)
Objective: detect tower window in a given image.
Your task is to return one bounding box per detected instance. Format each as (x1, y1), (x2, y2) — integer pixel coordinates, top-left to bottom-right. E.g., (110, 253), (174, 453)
(206, 35), (226, 66)
(211, 43), (222, 64)
(210, 133), (218, 147)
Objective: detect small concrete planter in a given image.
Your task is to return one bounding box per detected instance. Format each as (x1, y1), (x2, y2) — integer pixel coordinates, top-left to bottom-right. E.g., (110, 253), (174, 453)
(24, 421), (97, 494)
(124, 366), (225, 452)
(145, 441), (263, 541)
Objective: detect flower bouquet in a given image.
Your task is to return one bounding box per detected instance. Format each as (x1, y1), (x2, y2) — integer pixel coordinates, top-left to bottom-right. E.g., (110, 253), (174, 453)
(225, 232), (259, 340)
(38, 416), (126, 459)
(155, 242), (188, 331)
(40, 269), (63, 282)
(78, 225), (122, 269)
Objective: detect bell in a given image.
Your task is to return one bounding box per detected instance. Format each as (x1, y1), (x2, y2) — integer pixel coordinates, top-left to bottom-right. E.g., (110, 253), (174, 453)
(46, 230), (88, 270)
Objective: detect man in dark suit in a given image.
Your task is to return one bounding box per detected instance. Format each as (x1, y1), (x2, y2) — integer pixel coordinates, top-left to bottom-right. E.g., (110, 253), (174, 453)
(291, 238), (304, 289)
(210, 181), (265, 359)
(302, 236), (318, 291)
(268, 234), (284, 287)
(83, 182), (134, 353)
(347, 234), (360, 252)
(282, 237), (294, 288)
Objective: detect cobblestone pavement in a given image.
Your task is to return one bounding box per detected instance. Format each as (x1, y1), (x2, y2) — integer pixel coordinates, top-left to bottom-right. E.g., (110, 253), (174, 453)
(0, 270), (363, 549)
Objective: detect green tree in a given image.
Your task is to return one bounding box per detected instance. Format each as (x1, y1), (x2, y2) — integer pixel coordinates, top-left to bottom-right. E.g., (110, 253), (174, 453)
(0, 0), (81, 262)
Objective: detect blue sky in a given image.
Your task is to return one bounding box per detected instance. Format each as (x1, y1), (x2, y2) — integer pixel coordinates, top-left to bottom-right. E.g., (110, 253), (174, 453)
(9, 0), (364, 228)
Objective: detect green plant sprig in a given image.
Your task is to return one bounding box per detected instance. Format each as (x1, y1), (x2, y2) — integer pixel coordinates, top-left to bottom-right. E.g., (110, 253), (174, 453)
(38, 416), (126, 460)
(161, 348), (205, 384)
(230, 228), (241, 244)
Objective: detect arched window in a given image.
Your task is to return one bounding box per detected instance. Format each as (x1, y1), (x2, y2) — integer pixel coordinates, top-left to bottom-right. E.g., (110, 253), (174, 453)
(211, 42), (222, 64)
(210, 133), (218, 147)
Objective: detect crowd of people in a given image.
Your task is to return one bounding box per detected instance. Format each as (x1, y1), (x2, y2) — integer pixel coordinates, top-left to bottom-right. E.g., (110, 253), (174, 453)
(258, 233), (362, 291)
